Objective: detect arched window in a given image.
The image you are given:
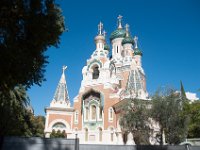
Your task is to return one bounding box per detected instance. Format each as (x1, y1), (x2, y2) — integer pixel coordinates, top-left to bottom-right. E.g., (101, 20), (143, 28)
(121, 50), (125, 57)
(91, 105), (96, 120)
(52, 122), (66, 129)
(74, 111), (78, 123)
(109, 107), (113, 121)
(85, 128), (88, 142)
(92, 66), (99, 79)
(99, 128), (102, 142)
(85, 107), (89, 120)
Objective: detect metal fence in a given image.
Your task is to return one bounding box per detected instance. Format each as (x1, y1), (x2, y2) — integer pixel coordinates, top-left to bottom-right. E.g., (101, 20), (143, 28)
(3, 137), (200, 150)
(3, 137), (78, 150)
(80, 144), (199, 150)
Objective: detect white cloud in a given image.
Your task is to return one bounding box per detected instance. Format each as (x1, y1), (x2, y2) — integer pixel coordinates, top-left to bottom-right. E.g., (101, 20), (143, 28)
(186, 92), (199, 101)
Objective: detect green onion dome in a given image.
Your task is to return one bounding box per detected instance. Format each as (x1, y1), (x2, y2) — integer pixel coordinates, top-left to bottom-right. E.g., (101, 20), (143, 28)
(110, 28), (126, 41)
(122, 36), (134, 45)
(104, 44), (110, 51)
(134, 48), (143, 56)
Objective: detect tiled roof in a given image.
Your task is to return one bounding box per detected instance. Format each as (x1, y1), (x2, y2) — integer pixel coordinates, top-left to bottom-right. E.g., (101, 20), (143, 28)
(53, 72), (69, 103)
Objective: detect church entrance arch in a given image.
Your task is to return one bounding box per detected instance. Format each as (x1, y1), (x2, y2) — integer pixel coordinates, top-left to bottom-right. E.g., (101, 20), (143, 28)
(49, 119), (70, 135)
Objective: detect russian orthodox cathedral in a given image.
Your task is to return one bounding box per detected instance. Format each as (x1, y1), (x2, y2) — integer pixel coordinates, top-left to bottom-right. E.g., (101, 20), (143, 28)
(44, 16), (149, 144)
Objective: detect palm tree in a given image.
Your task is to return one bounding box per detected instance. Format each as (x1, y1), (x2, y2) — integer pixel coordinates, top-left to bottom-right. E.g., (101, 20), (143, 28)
(0, 85), (30, 149)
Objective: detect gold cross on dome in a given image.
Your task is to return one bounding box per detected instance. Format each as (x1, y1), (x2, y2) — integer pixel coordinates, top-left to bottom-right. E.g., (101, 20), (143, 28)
(134, 36), (138, 48)
(125, 24), (130, 37)
(125, 24), (129, 32)
(103, 30), (106, 37)
(117, 15), (123, 21)
(117, 15), (123, 28)
(98, 21), (103, 35)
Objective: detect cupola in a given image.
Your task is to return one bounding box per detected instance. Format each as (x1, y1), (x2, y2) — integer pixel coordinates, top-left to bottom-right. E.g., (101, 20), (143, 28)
(122, 24), (134, 45)
(134, 36), (143, 56)
(110, 15), (126, 41)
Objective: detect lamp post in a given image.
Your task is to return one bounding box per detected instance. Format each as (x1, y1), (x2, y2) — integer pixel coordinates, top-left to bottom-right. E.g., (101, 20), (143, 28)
(75, 130), (79, 150)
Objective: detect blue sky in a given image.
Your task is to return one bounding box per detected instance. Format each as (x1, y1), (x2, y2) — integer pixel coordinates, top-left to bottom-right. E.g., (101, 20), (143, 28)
(28, 0), (200, 116)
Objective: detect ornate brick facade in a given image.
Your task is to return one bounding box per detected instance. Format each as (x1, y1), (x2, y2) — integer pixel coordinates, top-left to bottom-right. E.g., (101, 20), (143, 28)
(44, 16), (149, 144)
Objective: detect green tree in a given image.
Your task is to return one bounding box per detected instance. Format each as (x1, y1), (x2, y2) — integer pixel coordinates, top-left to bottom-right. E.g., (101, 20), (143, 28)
(151, 88), (189, 145)
(50, 130), (66, 138)
(119, 98), (151, 145)
(186, 101), (200, 138)
(0, 0), (65, 148)
(0, 0), (65, 90)
(29, 115), (45, 137)
(0, 85), (32, 148)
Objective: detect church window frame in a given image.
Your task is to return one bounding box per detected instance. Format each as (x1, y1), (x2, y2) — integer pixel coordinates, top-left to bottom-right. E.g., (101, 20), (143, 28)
(90, 104), (97, 121)
(108, 107), (114, 121)
(84, 106), (89, 122)
(91, 64), (100, 79)
(74, 110), (79, 124)
(121, 50), (125, 57)
(52, 122), (66, 129)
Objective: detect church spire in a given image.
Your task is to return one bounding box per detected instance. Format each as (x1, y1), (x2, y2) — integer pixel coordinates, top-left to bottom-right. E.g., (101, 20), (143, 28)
(53, 65), (70, 103)
(180, 81), (187, 100)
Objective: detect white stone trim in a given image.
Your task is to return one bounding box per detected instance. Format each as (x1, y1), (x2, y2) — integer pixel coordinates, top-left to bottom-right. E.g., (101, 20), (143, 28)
(49, 119), (70, 129)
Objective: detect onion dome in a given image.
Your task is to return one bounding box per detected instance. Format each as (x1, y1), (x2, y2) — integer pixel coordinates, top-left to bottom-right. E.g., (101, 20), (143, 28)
(122, 24), (134, 45)
(133, 36), (142, 56)
(110, 15), (126, 41)
(110, 28), (126, 41)
(122, 36), (134, 45)
(104, 44), (110, 51)
(134, 48), (143, 56)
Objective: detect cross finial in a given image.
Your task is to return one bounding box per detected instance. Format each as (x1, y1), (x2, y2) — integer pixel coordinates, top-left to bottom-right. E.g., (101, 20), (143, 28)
(62, 65), (67, 74)
(125, 24), (129, 32)
(103, 30), (106, 37)
(98, 21), (103, 35)
(134, 36), (138, 48)
(125, 24), (129, 37)
(117, 15), (123, 29)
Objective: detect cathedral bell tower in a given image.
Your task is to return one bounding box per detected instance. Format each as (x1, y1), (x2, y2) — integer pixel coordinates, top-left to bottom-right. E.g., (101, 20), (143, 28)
(44, 66), (74, 138)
